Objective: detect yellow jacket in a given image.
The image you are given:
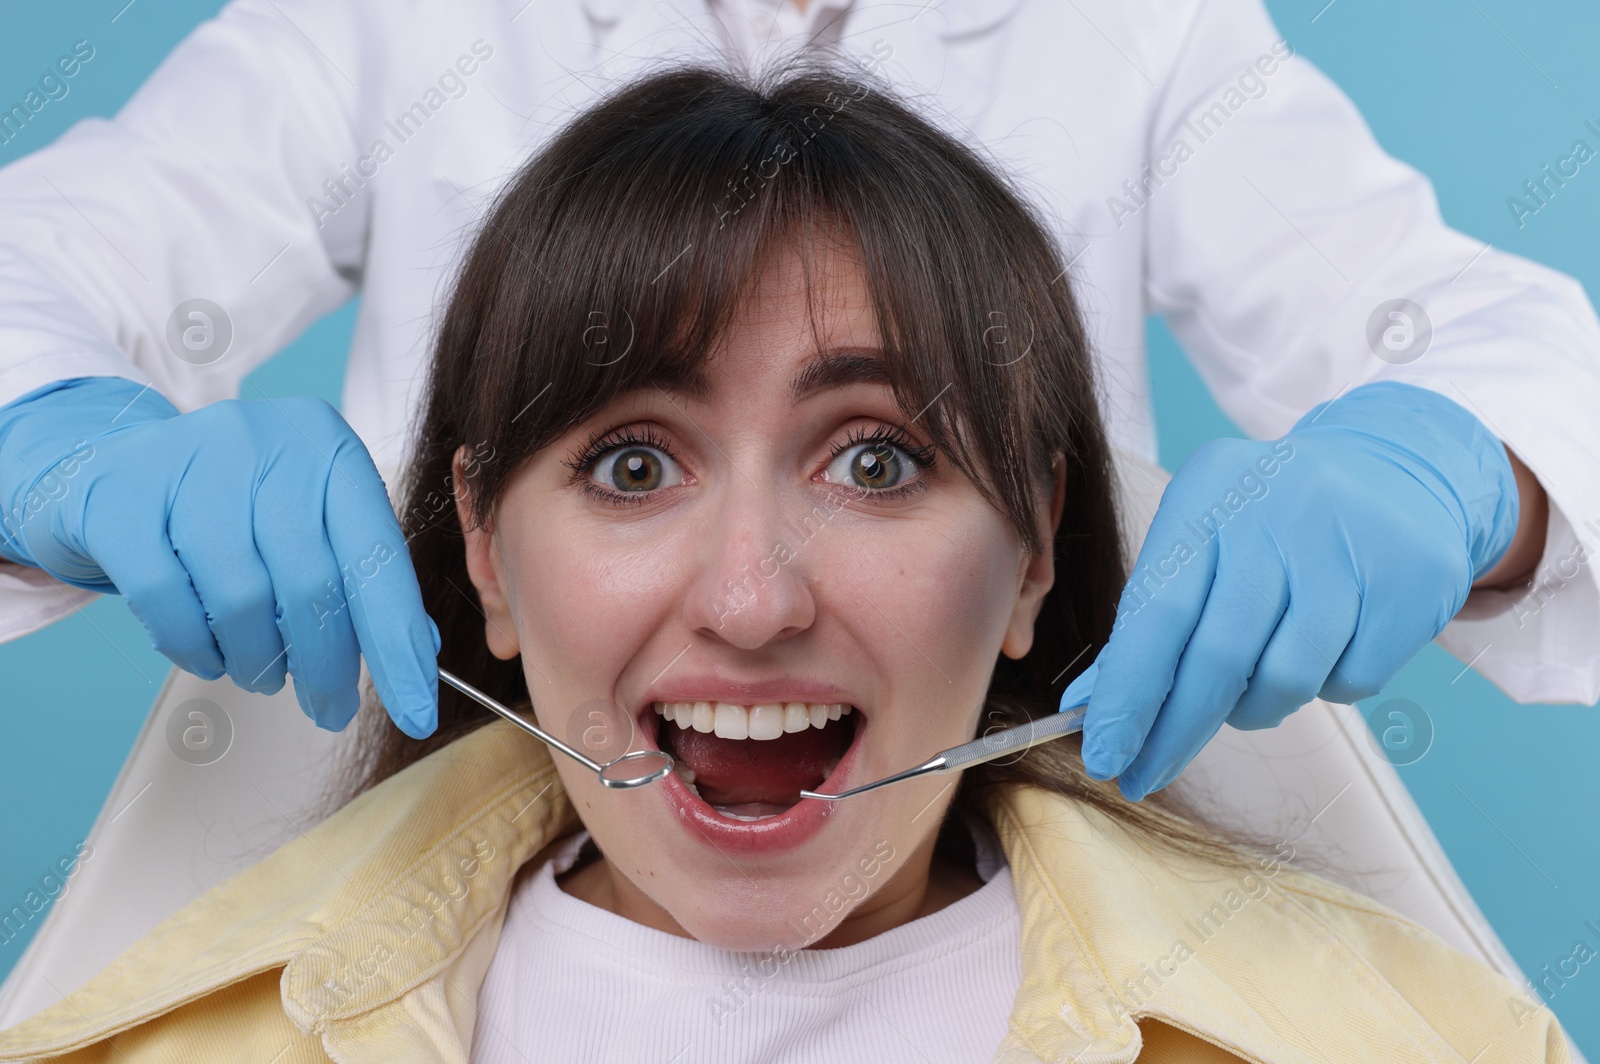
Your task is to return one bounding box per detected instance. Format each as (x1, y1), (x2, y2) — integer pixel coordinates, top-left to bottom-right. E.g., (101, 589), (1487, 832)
(0, 720), (1567, 1063)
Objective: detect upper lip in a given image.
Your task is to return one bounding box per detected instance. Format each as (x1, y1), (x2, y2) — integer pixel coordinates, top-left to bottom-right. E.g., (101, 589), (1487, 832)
(639, 673), (863, 717)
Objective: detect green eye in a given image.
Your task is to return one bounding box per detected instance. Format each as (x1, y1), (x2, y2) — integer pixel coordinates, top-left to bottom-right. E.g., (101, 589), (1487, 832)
(825, 440), (916, 491)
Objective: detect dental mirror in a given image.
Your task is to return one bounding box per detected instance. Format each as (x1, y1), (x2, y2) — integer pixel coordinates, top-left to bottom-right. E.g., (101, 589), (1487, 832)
(799, 704), (1087, 801)
(438, 668), (675, 790)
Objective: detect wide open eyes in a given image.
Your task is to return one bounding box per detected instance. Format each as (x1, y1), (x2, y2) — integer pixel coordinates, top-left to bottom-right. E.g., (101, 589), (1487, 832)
(565, 421), (935, 507)
(823, 440), (915, 492)
(594, 444), (680, 494)
(820, 423), (937, 498)
(563, 425), (686, 506)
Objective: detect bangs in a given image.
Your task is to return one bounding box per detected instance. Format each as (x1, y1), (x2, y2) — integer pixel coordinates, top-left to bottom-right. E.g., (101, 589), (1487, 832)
(347, 56), (1128, 810)
(422, 56), (1099, 555)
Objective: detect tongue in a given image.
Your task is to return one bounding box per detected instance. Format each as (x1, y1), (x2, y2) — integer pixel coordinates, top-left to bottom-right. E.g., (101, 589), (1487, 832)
(672, 724), (844, 806)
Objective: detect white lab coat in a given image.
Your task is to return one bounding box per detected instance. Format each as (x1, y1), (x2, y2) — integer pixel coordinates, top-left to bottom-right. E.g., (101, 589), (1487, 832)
(1, 0), (1597, 703)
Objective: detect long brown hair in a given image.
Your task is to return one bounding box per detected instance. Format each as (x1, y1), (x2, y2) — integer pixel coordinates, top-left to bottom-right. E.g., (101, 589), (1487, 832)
(329, 56), (1268, 869)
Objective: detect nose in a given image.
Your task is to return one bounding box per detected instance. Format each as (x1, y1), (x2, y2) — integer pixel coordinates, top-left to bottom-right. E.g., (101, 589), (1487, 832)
(684, 480), (819, 650)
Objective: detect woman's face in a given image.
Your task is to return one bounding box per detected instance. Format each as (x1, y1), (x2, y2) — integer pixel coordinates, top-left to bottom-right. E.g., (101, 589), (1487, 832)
(457, 235), (1063, 951)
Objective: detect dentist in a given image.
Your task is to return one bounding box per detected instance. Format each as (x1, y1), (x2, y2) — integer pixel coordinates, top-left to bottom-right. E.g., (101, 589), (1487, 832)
(0, 0), (1593, 800)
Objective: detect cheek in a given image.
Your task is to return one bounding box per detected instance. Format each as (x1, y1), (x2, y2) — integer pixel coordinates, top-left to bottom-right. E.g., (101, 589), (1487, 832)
(833, 512), (1019, 659)
(499, 512), (689, 685)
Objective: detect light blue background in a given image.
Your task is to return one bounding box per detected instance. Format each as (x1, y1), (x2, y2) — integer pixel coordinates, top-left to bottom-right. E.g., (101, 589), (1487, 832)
(1, 0), (1596, 1050)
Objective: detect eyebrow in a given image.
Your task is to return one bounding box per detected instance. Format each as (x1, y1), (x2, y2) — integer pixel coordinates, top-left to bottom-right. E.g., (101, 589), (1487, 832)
(647, 346), (890, 403)
(789, 347), (891, 402)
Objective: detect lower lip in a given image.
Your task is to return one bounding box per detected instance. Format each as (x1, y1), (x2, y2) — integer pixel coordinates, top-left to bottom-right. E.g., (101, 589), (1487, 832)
(639, 709), (867, 859)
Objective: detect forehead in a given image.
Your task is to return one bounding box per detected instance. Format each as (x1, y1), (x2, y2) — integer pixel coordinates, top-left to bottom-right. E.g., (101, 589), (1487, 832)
(650, 236), (889, 402)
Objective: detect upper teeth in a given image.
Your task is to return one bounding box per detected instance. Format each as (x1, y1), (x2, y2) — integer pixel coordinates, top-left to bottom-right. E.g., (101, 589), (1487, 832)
(653, 701), (851, 740)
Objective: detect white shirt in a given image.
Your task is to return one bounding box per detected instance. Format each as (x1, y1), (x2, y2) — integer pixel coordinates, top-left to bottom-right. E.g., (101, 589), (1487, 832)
(0, 0), (1596, 702)
(469, 814), (1020, 1064)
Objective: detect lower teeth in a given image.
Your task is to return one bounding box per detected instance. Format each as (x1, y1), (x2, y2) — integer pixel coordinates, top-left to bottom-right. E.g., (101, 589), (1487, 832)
(712, 806), (780, 822)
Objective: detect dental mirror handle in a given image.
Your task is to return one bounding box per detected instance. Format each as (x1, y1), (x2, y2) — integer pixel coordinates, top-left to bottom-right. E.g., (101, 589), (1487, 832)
(438, 667), (608, 775)
(799, 705), (1087, 801)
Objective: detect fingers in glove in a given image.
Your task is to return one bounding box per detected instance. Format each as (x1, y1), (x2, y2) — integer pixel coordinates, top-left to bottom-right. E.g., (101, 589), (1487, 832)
(94, 500), (226, 681)
(168, 479), (289, 695)
(1227, 579), (1358, 730)
(1116, 546), (1288, 801)
(1080, 498), (1220, 780)
(323, 432), (439, 739)
(254, 449), (363, 731)
(1322, 546), (1463, 705)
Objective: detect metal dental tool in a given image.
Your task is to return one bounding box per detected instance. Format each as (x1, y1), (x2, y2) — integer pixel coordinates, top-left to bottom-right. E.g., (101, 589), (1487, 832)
(799, 704), (1088, 801)
(438, 668), (675, 789)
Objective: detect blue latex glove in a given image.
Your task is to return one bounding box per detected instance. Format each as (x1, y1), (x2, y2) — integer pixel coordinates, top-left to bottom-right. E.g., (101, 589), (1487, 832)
(0, 376), (439, 737)
(1059, 380), (1519, 801)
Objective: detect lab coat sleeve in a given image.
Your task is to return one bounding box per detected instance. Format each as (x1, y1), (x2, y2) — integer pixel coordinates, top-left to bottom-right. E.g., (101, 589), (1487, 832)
(0, 0), (377, 646)
(1141, 0), (1600, 705)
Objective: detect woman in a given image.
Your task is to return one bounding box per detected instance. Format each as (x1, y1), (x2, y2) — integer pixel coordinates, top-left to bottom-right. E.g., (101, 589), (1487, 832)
(0, 59), (1564, 1064)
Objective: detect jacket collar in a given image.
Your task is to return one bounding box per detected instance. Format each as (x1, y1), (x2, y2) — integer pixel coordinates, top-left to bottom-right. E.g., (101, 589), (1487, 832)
(0, 719), (1462, 1064)
(0, 721), (574, 1061)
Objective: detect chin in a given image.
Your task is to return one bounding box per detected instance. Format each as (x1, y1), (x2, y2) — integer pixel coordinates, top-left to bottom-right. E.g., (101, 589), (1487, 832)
(664, 873), (865, 952)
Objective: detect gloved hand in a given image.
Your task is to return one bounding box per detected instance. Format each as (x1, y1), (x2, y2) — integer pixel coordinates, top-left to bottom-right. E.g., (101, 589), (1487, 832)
(0, 375), (439, 738)
(1059, 380), (1520, 801)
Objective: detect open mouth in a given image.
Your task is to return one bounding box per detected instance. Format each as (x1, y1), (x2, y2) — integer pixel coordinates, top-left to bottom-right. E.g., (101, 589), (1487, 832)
(647, 700), (860, 821)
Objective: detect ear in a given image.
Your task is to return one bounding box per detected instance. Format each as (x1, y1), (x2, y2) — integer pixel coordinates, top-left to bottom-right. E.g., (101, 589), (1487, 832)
(453, 445), (521, 660)
(1000, 454), (1067, 660)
